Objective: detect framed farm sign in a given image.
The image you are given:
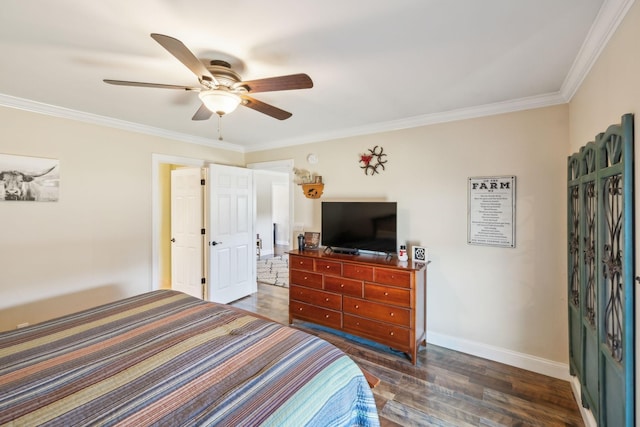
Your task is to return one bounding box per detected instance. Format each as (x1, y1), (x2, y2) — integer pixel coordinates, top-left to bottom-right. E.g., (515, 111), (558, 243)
(0, 154), (59, 202)
(467, 176), (515, 248)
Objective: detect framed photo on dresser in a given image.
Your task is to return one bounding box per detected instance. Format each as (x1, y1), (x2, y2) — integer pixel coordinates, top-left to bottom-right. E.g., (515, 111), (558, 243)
(304, 231), (320, 249)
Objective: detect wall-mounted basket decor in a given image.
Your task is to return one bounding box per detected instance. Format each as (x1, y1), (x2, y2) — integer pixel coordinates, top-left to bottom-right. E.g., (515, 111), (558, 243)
(301, 183), (324, 199)
(294, 167), (324, 198)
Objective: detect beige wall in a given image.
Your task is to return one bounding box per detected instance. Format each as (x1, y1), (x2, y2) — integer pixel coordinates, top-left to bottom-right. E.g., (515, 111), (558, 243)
(0, 106), (242, 331)
(568, 0), (640, 413)
(2, 0), (639, 384)
(247, 104), (570, 368)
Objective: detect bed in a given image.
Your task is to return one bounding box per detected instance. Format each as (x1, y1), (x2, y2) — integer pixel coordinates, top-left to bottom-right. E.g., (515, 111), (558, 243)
(0, 290), (380, 426)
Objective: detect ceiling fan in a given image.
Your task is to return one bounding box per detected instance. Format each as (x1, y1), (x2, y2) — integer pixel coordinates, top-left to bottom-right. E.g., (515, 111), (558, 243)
(104, 33), (313, 121)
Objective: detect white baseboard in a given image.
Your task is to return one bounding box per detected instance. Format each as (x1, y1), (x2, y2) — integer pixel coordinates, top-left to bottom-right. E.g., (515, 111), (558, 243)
(426, 331), (570, 381)
(427, 331), (595, 426)
(569, 377), (597, 427)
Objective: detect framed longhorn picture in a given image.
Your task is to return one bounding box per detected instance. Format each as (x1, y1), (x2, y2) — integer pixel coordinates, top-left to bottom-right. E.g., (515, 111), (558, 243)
(0, 154), (60, 202)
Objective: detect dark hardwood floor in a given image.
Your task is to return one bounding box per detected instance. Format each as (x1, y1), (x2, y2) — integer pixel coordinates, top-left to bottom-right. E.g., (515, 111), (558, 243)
(231, 283), (585, 427)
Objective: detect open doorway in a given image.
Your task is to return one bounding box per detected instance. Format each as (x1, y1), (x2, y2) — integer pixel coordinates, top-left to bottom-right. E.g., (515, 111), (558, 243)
(254, 170), (290, 258)
(248, 160), (294, 260)
(271, 180), (290, 256)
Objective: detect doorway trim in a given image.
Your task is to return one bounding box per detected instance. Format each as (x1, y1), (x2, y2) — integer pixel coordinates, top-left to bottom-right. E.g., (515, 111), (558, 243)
(151, 153), (205, 291)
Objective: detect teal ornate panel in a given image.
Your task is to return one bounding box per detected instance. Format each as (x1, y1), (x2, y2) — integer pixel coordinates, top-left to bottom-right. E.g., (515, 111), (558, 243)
(567, 113), (634, 426)
(567, 155), (581, 380)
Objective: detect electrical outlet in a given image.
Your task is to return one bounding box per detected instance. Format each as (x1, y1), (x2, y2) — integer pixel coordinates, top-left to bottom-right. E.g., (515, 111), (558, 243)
(16, 322), (29, 329)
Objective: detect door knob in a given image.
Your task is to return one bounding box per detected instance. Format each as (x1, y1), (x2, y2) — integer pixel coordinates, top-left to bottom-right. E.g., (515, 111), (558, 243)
(170, 238), (175, 243)
(210, 241), (222, 246)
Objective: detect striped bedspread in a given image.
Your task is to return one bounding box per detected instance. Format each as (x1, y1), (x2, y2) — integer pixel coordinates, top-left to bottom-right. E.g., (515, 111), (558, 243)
(0, 290), (379, 426)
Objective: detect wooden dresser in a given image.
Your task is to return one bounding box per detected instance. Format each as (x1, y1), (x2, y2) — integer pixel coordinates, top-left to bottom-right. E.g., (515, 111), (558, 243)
(288, 249), (427, 364)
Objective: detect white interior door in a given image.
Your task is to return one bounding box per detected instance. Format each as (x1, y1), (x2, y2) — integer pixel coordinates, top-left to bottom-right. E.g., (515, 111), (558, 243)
(170, 167), (204, 299)
(208, 164), (255, 303)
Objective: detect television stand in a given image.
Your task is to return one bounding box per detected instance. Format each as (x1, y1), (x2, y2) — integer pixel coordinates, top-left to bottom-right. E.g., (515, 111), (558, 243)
(287, 249), (427, 364)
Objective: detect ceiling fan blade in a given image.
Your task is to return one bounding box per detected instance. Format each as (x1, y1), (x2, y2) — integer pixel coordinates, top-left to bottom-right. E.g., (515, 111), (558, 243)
(103, 79), (199, 90)
(192, 103), (213, 121)
(237, 73), (313, 93)
(240, 95), (292, 120)
(150, 33), (219, 87)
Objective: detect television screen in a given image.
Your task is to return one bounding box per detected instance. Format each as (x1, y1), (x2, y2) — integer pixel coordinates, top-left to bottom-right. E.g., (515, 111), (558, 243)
(321, 201), (397, 254)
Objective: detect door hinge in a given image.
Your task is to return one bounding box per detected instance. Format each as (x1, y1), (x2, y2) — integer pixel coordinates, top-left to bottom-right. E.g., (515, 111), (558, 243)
(201, 179), (206, 185)
(201, 228), (206, 235)
(201, 277), (206, 284)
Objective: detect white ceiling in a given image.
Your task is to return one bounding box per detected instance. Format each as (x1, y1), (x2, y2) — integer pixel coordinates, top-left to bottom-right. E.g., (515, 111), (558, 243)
(0, 0), (633, 152)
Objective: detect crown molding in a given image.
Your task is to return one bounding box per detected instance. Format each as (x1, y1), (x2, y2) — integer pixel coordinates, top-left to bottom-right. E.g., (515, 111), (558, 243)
(0, 93), (245, 153)
(561, 0), (636, 100)
(2, 89), (565, 155)
(246, 92), (567, 152)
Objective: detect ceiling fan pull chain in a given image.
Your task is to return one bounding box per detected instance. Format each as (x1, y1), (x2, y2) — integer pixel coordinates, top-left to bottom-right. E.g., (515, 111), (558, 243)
(217, 115), (223, 140)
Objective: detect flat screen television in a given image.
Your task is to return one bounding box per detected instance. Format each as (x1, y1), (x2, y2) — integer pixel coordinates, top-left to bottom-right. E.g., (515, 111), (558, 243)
(321, 201), (397, 254)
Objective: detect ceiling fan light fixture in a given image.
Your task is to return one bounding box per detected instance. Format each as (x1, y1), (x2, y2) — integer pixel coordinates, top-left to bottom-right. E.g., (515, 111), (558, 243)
(198, 89), (241, 116)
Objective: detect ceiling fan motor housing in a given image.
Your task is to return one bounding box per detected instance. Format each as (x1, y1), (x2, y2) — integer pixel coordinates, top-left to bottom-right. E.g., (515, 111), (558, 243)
(208, 60), (245, 91)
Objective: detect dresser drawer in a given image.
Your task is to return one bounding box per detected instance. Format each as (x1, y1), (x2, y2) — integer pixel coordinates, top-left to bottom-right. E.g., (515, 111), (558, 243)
(364, 283), (411, 308)
(290, 301), (342, 329)
(315, 259), (342, 276)
(374, 268), (412, 288)
(343, 263), (374, 281)
(290, 269), (323, 289)
(343, 314), (410, 350)
(343, 296), (410, 326)
(324, 275), (363, 297)
(290, 285), (342, 311)
(289, 255), (315, 271)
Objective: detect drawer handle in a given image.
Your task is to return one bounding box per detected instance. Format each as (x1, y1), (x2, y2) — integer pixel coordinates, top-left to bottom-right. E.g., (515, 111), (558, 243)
(384, 292), (389, 296)
(325, 298), (330, 302)
(299, 261), (304, 264)
(390, 312), (395, 317)
(325, 314), (330, 318)
(304, 276), (308, 280)
(354, 305), (359, 309)
(340, 284), (345, 288)
(326, 265), (331, 269)
(389, 331), (394, 336)
(298, 307), (303, 311)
